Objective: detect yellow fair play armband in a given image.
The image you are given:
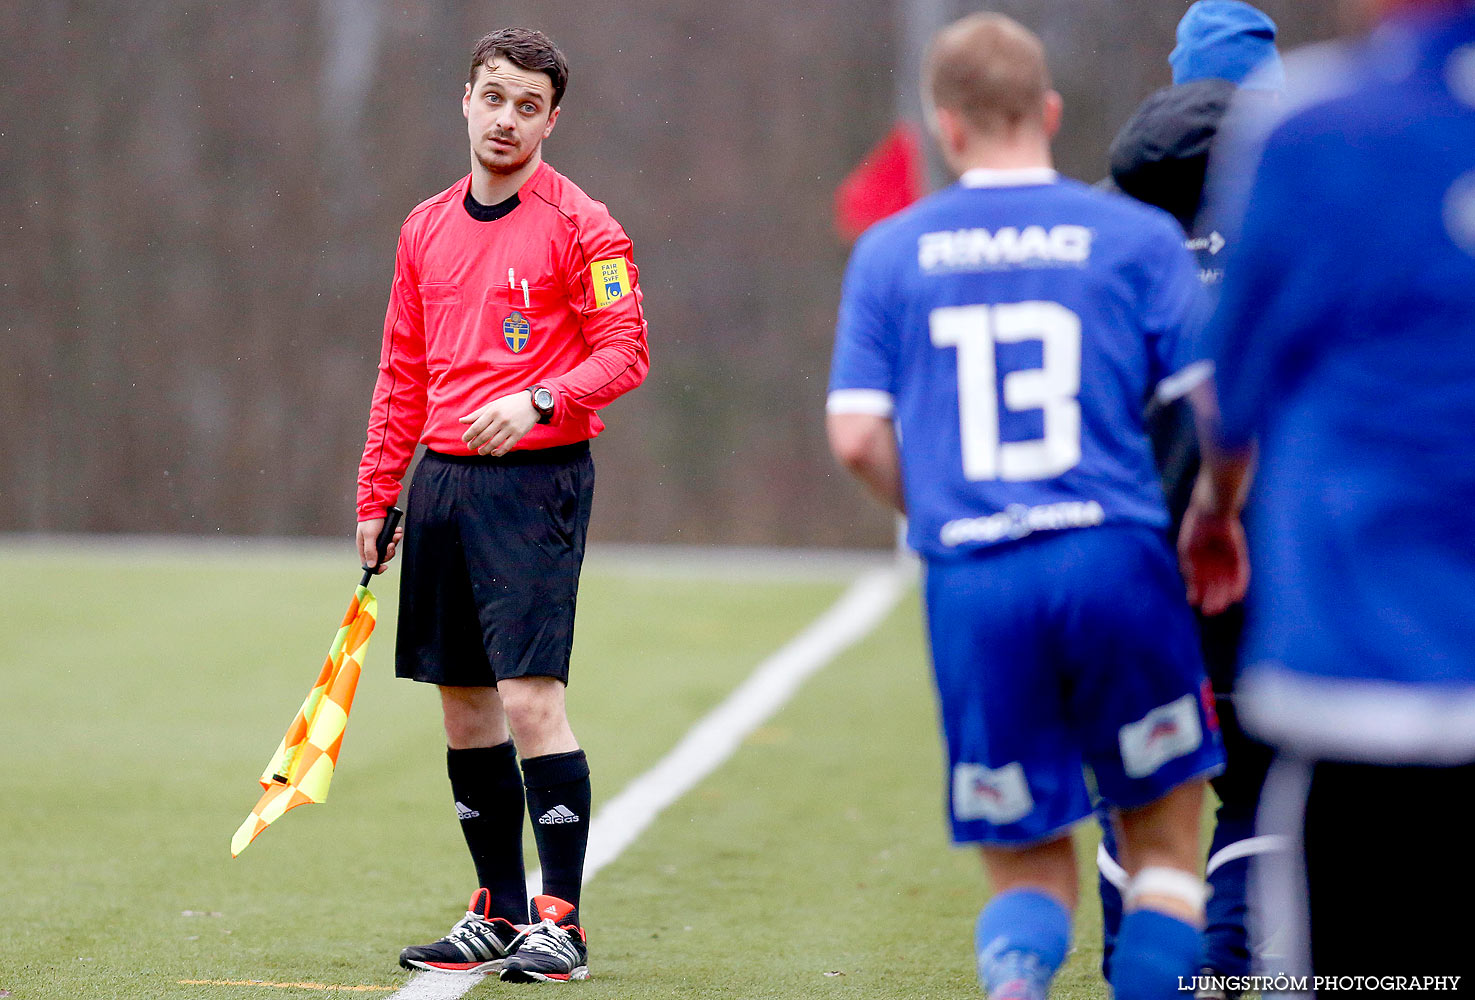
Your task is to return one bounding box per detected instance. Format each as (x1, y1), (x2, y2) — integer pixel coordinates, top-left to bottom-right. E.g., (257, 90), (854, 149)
(589, 257), (632, 309)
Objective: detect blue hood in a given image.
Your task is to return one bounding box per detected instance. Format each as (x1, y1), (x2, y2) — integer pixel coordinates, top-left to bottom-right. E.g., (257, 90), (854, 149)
(1170, 1), (1284, 90)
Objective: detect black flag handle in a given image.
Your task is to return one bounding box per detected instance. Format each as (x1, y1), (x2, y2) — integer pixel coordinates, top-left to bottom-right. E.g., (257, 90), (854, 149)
(360, 506), (404, 587)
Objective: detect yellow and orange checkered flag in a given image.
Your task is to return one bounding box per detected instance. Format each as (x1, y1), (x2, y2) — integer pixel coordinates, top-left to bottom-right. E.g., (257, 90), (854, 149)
(231, 507), (402, 858)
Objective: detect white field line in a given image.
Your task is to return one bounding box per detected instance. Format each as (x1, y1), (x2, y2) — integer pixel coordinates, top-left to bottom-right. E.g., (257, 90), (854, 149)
(387, 973), (487, 1000)
(387, 561), (913, 1000)
(571, 560), (912, 883)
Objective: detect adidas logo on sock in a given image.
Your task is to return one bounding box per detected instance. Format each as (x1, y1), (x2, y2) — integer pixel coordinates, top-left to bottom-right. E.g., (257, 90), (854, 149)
(455, 801), (481, 820)
(537, 804), (580, 825)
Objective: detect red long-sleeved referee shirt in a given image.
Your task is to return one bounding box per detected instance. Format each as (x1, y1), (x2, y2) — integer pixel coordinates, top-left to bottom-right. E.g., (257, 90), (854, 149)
(357, 162), (650, 520)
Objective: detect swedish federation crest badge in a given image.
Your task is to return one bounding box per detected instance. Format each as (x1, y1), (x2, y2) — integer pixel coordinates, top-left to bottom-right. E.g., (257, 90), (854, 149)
(503, 311), (531, 353)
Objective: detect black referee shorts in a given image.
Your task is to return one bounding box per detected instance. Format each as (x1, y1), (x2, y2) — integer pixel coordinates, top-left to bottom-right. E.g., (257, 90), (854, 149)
(396, 443), (594, 687)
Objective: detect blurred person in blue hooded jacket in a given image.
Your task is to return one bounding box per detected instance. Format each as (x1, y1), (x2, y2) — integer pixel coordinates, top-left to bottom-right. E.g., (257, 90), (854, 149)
(1184, 0), (1475, 984)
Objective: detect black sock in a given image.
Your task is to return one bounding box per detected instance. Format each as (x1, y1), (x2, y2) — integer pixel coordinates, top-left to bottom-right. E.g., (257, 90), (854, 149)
(522, 749), (591, 920)
(447, 741), (527, 922)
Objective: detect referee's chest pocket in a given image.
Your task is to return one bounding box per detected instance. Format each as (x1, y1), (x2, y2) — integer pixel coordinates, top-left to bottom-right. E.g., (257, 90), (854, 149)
(491, 279), (562, 360)
(420, 282), (463, 372)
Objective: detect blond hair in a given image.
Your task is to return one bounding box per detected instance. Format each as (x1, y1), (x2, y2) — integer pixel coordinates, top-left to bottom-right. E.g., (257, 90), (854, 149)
(924, 12), (1052, 136)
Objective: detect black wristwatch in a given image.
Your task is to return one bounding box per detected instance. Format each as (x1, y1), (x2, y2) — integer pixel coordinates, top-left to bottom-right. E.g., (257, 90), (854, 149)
(529, 385), (556, 424)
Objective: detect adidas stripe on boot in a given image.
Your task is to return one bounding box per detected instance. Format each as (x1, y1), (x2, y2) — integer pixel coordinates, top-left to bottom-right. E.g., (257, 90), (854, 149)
(399, 888), (526, 974)
(499, 894), (589, 983)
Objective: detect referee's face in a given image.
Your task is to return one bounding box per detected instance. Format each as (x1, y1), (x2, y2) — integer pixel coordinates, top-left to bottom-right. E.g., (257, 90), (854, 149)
(463, 60), (560, 177)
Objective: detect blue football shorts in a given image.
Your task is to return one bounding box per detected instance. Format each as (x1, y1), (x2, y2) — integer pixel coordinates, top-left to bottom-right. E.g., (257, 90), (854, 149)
(924, 523), (1224, 845)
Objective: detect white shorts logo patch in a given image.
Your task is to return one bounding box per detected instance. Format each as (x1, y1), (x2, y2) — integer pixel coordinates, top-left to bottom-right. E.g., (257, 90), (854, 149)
(1119, 693), (1203, 779)
(952, 761), (1033, 825)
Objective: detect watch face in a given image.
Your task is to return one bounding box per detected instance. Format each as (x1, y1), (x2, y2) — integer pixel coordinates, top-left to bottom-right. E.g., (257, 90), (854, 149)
(533, 387), (554, 411)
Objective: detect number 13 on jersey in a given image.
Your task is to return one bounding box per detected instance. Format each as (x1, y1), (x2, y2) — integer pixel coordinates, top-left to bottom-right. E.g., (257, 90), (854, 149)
(929, 301), (1082, 482)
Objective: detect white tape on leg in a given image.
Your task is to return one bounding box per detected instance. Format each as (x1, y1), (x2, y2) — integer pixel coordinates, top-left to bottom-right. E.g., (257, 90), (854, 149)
(1124, 866), (1211, 913)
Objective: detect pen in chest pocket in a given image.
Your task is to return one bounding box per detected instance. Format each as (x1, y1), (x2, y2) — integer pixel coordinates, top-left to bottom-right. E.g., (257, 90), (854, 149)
(506, 268), (531, 308)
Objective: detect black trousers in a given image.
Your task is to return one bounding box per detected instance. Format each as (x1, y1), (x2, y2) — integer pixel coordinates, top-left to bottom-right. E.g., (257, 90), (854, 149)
(1302, 759), (1475, 991)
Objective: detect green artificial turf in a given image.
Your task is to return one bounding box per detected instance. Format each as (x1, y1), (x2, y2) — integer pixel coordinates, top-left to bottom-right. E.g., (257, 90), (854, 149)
(580, 596), (1111, 1000)
(1, 543), (1133, 1000)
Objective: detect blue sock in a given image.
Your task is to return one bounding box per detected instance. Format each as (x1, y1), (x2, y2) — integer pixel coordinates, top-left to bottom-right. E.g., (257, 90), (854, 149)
(1109, 909), (1202, 1000)
(974, 889), (1070, 1000)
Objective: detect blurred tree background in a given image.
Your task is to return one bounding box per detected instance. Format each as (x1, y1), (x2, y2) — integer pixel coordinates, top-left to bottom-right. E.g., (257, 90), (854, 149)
(1, 0), (1336, 547)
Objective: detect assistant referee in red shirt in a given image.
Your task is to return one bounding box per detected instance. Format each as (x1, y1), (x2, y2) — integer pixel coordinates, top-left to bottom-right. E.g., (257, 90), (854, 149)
(353, 27), (649, 983)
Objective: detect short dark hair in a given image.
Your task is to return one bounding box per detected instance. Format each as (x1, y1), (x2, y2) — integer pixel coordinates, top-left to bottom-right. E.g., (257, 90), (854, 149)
(468, 28), (569, 109)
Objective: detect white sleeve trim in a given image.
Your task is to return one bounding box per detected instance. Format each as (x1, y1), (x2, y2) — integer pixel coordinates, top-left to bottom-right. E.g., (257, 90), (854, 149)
(1154, 359), (1214, 405)
(826, 389), (896, 417)
(1239, 665), (1475, 765)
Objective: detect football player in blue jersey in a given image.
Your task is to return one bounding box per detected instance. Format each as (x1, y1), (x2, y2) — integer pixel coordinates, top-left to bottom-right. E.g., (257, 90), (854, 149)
(1183, 0), (1475, 981)
(827, 13), (1225, 1000)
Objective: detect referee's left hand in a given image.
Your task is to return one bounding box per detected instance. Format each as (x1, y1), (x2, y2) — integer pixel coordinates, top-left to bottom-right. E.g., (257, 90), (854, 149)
(460, 390), (539, 456)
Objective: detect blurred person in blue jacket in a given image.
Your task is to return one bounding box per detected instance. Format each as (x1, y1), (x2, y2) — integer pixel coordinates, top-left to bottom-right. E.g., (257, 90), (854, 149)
(1183, 0), (1475, 983)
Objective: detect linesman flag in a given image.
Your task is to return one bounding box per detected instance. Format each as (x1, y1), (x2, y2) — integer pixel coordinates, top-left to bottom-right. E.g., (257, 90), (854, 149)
(231, 507), (403, 857)
(833, 121), (926, 242)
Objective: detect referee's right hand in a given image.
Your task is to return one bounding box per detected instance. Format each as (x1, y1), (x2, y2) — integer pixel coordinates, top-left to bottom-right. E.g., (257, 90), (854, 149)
(356, 517), (403, 574)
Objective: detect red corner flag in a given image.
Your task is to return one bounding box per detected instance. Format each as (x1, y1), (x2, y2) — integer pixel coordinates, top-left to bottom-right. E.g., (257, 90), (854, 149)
(834, 122), (926, 242)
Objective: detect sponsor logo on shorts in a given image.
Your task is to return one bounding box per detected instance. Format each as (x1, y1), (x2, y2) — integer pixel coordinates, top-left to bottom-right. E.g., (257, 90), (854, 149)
(939, 500), (1105, 548)
(1118, 693), (1204, 779)
(1199, 678), (1221, 733)
(952, 761), (1033, 825)
(455, 801), (481, 820)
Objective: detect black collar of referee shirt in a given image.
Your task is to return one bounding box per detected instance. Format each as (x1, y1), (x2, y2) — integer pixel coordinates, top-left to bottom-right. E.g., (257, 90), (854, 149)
(463, 188), (520, 222)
